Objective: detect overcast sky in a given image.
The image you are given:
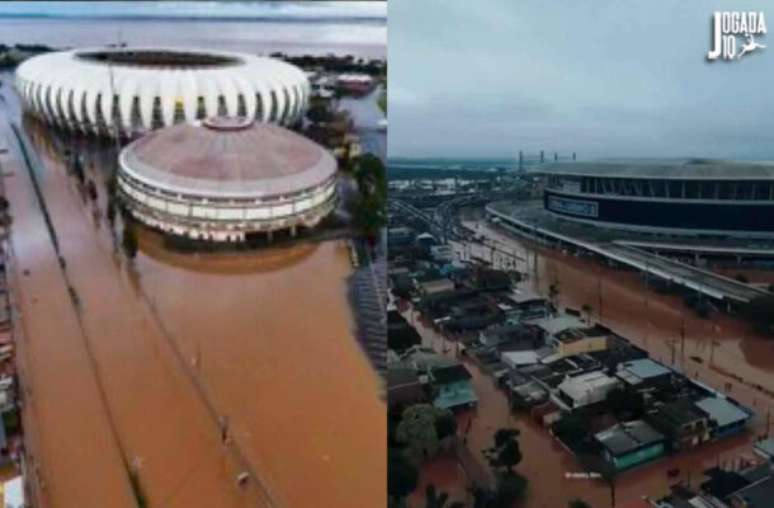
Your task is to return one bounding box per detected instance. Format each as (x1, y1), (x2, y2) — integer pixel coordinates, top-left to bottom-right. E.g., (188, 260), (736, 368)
(388, 0), (774, 160)
(0, 2), (385, 20)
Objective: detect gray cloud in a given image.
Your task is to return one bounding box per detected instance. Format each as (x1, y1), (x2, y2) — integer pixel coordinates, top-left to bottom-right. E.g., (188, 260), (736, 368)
(388, 0), (774, 160)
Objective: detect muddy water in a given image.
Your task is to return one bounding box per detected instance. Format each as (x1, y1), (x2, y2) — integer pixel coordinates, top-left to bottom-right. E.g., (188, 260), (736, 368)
(11, 108), (385, 505)
(1, 117), (136, 508)
(406, 219), (774, 507)
(463, 220), (774, 392)
(26, 121), (269, 508)
(132, 238), (386, 508)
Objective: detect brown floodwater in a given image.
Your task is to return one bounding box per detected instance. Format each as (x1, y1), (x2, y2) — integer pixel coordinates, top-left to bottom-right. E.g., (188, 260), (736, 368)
(405, 309), (761, 508)
(399, 218), (774, 507)
(7, 103), (385, 506)
(1, 115), (136, 508)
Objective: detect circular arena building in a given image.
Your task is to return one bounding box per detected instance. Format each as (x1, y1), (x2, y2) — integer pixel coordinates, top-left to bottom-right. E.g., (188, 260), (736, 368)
(540, 159), (774, 238)
(117, 117), (337, 242)
(15, 47), (309, 137)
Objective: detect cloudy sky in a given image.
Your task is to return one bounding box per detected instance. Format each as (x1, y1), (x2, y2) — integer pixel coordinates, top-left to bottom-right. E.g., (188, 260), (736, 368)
(388, 0), (774, 160)
(0, 2), (385, 20)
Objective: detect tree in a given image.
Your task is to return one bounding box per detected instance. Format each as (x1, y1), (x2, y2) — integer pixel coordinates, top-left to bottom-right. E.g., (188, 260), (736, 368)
(395, 404), (453, 464)
(485, 428), (522, 474)
(434, 411), (458, 441)
(388, 448), (418, 508)
(354, 153), (387, 201)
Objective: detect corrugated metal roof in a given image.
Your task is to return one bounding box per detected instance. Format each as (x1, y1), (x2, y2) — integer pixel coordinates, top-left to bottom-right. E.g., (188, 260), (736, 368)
(695, 397), (750, 427)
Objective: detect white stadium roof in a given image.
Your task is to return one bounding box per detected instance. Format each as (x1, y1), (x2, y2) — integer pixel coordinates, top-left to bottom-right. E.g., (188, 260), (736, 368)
(15, 47), (310, 136)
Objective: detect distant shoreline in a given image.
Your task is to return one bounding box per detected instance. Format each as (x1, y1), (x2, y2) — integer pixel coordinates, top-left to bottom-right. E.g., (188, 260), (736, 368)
(0, 14), (386, 25)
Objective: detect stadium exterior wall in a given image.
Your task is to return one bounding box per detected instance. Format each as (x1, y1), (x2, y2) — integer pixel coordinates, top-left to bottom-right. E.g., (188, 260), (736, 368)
(544, 189), (774, 238)
(15, 48), (310, 137)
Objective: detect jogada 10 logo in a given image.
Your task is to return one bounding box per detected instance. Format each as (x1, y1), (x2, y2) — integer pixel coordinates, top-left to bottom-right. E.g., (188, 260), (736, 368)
(707, 11), (767, 61)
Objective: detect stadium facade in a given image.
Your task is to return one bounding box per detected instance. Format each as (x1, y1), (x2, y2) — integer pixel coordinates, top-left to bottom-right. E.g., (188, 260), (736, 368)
(117, 117), (337, 242)
(540, 160), (774, 238)
(15, 48), (309, 137)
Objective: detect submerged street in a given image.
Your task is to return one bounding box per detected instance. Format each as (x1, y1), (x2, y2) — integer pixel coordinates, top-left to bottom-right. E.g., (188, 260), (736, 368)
(1, 87), (385, 507)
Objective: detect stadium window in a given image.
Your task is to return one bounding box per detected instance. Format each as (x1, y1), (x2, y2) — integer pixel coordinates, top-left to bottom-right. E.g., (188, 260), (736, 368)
(718, 181), (732, 200)
(685, 181), (699, 199)
(236, 94), (247, 117)
(130, 96), (142, 130)
(269, 91), (278, 121)
(67, 90), (77, 126)
(112, 94), (121, 129)
(196, 96), (206, 120)
(755, 181), (770, 200)
(173, 99), (185, 124)
(282, 88), (291, 121)
(255, 94), (264, 120)
(151, 96), (163, 129)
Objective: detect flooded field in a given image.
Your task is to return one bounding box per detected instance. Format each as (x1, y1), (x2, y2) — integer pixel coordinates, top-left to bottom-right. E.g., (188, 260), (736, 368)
(3, 95), (385, 506)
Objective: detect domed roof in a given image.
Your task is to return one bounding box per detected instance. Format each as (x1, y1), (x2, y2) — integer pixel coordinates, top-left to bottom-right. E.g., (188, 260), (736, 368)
(119, 118), (337, 198)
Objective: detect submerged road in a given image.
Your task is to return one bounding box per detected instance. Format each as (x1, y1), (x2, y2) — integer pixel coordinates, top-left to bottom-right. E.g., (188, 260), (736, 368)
(4, 111), (275, 505)
(1, 117), (136, 507)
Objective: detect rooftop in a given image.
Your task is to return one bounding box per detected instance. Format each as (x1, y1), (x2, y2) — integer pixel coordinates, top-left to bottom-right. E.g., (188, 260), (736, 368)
(431, 364), (472, 384)
(616, 358), (673, 384)
(525, 314), (586, 336)
(695, 397), (751, 427)
(557, 370), (619, 400)
(121, 119), (337, 198)
(754, 438), (774, 460)
(731, 476), (774, 507)
(532, 159), (774, 180)
(595, 420), (665, 456)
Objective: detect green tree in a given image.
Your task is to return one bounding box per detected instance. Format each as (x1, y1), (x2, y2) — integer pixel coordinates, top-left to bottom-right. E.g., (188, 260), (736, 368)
(434, 411), (458, 441)
(388, 447), (418, 508)
(485, 428), (522, 474)
(395, 404), (452, 464)
(354, 153), (387, 200)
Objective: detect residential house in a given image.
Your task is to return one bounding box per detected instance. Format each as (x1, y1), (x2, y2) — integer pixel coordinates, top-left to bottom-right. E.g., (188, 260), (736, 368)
(387, 368), (426, 410)
(550, 324), (611, 358)
(594, 420), (667, 471)
(647, 399), (711, 452)
(555, 370), (621, 409)
(429, 364), (478, 411)
(695, 396), (752, 439)
(616, 358), (674, 390)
